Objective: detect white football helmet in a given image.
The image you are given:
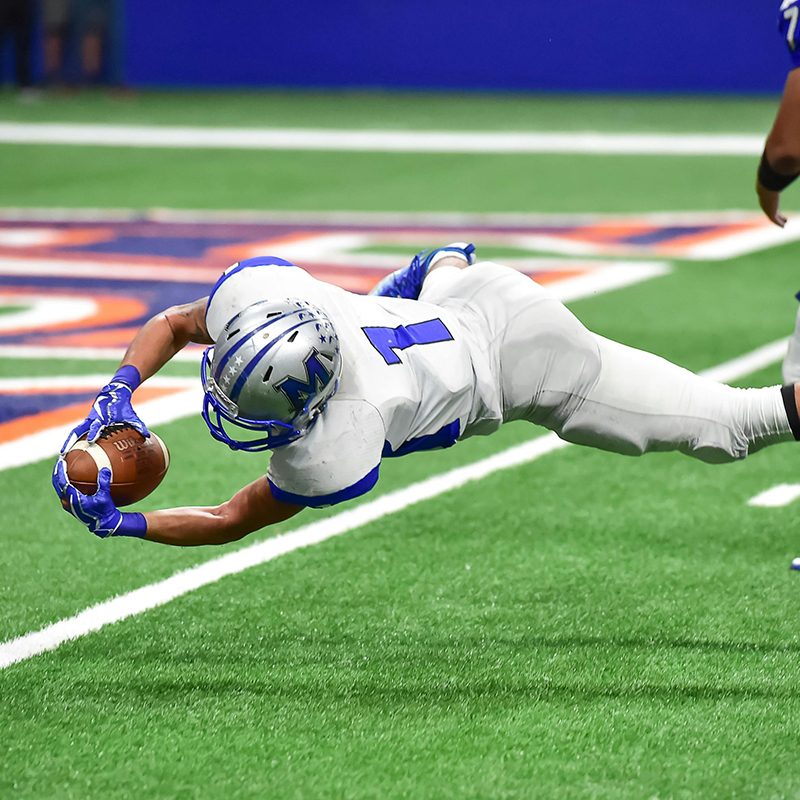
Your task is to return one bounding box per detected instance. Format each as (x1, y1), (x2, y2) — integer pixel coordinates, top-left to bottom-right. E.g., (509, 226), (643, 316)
(201, 298), (342, 451)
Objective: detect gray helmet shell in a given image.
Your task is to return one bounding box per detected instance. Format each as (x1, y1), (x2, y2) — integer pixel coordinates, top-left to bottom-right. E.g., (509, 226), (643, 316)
(206, 298), (342, 438)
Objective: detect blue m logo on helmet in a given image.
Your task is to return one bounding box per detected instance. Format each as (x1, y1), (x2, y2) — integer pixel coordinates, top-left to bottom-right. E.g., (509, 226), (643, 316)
(202, 297), (343, 452)
(276, 350), (334, 414)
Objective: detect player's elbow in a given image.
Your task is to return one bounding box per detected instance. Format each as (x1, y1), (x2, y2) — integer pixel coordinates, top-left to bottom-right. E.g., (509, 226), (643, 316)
(161, 305), (193, 340)
(212, 496), (296, 543)
(208, 478), (303, 545)
(211, 502), (253, 543)
(162, 299), (212, 346)
(766, 139), (800, 176)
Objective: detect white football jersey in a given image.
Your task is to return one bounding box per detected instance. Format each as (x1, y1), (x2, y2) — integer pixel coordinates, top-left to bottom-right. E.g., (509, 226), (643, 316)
(205, 261), (502, 506)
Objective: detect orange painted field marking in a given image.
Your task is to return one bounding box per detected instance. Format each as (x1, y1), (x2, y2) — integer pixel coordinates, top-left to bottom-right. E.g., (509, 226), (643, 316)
(0, 385), (181, 445)
(0, 288), (147, 335)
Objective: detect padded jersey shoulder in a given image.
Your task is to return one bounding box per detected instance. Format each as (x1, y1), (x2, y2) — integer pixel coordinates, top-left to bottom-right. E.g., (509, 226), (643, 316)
(205, 259), (324, 340)
(267, 398), (386, 507)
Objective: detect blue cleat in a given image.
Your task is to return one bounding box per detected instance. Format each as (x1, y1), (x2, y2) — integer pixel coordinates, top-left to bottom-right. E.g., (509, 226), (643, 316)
(370, 242), (476, 300)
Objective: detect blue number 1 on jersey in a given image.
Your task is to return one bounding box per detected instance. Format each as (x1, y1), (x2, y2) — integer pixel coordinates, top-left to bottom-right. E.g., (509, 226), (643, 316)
(781, 0), (800, 55)
(362, 319), (453, 365)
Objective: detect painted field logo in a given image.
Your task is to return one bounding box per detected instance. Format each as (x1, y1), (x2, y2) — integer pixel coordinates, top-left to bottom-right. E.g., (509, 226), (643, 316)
(0, 376), (201, 472)
(2, 206), (793, 357)
(0, 207), (797, 470)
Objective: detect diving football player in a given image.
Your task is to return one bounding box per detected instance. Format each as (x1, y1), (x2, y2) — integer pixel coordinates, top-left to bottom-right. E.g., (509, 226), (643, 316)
(54, 246), (800, 545)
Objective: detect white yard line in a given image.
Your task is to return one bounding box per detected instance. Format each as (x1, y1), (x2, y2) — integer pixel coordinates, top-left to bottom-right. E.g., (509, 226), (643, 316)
(699, 338), (789, 384)
(748, 484), (800, 508)
(0, 123), (767, 156)
(0, 338), (788, 669)
(0, 207), (778, 225)
(0, 434), (568, 670)
(0, 256), (222, 284)
(682, 224), (800, 260)
(0, 375), (195, 391)
(546, 262), (670, 303)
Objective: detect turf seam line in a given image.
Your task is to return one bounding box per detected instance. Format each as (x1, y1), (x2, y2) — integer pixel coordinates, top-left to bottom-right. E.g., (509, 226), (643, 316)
(0, 336), (788, 670)
(2, 208), (796, 262)
(0, 123), (768, 156)
(0, 207), (786, 226)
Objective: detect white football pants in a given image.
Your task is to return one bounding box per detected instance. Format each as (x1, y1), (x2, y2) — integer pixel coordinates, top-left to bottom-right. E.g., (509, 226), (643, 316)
(427, 262), (793, 463)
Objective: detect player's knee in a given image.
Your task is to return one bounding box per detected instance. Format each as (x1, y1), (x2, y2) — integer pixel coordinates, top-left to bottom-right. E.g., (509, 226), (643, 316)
(504, 320), (602, 424)
(549, 323), (603, 387)
(680, 443), (744, 464)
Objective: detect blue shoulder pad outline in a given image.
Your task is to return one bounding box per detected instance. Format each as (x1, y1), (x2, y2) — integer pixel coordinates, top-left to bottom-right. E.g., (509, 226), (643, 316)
(382, 420), (460, 458)
(268, 465), (380, 508)
(206, 256), (297, 317)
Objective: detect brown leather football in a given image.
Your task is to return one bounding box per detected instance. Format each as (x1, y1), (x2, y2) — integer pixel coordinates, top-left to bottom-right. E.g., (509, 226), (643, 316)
(65, 423), (170, 507)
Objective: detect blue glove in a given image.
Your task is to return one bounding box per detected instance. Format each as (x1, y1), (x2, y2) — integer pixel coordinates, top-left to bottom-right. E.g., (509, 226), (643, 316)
(52, 459), (147, 539)
(61, 365), (149, 454)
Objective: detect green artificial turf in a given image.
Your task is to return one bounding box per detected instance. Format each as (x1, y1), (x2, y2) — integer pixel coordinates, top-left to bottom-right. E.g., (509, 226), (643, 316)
(0, 89), (783, 133)
(0, 305), (27, 316)
(3, 91), (800, 799)
(1, 145), (796, 215)
(358, 244), (565, 261)
(0, 357), (200, 381)
(5, 430), (800, 799)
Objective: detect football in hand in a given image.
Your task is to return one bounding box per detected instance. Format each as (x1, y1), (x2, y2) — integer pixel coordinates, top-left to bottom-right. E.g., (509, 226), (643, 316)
(64, 423), (170, 506)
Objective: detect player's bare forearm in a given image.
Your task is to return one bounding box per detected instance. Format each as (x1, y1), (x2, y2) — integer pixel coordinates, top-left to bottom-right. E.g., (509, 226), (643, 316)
(119, 297), (213, 382)
(142, 475), (302, 546)
(760, 67), (800, 227)
(758, 68), (800, 227)
(766, 69), (800, 173)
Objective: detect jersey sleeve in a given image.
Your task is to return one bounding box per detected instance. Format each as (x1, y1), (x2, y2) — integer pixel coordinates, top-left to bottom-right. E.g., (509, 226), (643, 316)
(267, 399), (386, 507)
(779, 0), (800, 67)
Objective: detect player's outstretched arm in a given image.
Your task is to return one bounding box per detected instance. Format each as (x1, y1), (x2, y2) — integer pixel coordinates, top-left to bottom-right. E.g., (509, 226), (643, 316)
(758, 69), (800, 227)
(141, 476), (303, 546)
(53, 462), (303, 545)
